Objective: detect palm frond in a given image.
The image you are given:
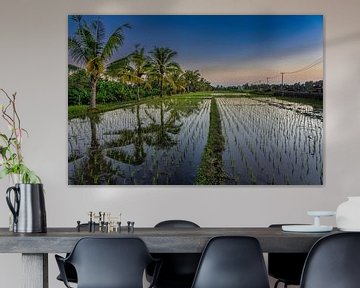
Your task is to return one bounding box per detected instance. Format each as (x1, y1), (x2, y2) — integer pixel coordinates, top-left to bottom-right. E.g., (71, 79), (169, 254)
(68, 37), (87, 65)
(69, 21), (97, 65)
(167, 61), (181, 70)
(106, 56), (130, 77)
(78, 26), (97, 60)
(102, 23), (130, 61)
(68, 64), (84, 73)
(92, 18), (106, 57)
(69, 15), (82, 24)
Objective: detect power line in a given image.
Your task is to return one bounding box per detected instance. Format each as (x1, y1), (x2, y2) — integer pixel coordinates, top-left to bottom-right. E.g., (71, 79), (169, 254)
(247, 57), (323, 86)
(282, 57), (323, 75)
(278, 57), (323, 90)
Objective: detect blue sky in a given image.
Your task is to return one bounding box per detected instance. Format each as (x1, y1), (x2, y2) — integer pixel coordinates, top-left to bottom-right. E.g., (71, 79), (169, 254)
(68, 15), (323, 85)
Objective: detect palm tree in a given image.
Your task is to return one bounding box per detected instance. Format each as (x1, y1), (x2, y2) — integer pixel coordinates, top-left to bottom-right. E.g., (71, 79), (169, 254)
(169, 69), (186, 94)
(68, 15), (129, 109)
(184, 70), (201, 92)
(149, 47), (180, 97)
(130, 46), (151, 100)
(107, 46), (150, 101)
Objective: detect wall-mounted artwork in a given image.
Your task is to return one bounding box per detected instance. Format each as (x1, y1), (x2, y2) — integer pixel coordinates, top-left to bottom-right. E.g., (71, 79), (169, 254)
(68, 15), (323, 185)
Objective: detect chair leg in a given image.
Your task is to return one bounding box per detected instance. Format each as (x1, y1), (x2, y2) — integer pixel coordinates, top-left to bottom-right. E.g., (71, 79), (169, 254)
(274, 280), (281, 288)
(274, 280), (290, 288)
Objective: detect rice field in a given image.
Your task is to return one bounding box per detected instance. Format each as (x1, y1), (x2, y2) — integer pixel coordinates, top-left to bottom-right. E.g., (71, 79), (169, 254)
(68, 98), (210, 184)
(68, 95), (323, 185)
(217, 97), (323, 184)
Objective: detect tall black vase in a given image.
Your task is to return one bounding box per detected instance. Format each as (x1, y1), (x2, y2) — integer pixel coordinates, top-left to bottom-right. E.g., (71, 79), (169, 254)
(6, 183), (47, 233)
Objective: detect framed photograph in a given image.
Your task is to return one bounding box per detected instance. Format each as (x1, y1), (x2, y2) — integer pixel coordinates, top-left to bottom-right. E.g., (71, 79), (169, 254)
(68, 15), (323, 185)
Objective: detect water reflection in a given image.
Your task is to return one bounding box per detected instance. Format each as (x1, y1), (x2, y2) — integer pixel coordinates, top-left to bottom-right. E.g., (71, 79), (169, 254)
(68, 98), (210, 184)
(143, 101), (182, 149)
(218, 97), (323, 185)
(105, 105), (147, 166)
(69, 96), (323, 185)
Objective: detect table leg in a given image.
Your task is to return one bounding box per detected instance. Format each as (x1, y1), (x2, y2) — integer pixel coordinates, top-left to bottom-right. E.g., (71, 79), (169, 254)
(22, 253), (48, 288)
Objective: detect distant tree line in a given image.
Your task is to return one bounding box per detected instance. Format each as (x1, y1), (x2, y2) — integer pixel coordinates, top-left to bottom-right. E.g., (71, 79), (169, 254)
(215, 80), (323, 99)
(68, 16), (212, 107)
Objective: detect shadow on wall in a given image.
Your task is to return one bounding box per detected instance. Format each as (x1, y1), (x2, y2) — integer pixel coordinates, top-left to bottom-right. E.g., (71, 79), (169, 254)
(327, 31), (360, 46)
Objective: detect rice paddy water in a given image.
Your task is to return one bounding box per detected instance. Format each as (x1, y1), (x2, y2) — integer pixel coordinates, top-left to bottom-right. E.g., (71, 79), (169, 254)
(68, 98), (211, 184)
(68, 95), (323, 185)
(218, 97), (323, 185)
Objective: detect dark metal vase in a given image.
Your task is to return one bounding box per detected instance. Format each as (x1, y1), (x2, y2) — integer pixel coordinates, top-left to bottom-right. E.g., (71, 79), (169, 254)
(6, 183), (47, 233)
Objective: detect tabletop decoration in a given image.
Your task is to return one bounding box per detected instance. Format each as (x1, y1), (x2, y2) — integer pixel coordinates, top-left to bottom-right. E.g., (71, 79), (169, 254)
(282, 211), (335, 233)
(336, 197), (360, 231)
(0, 88), (46, 233)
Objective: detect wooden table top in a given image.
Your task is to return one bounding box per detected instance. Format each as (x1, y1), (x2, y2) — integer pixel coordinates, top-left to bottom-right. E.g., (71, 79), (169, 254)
(0, 227), (339, 253)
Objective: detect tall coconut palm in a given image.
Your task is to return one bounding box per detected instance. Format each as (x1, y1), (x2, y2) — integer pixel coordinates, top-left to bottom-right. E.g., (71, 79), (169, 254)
(68, 15), (130, 109)
(149, 47), (180, 97)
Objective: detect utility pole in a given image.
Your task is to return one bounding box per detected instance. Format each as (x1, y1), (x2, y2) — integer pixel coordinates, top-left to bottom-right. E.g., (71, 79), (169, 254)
(280, 72), (285, 97)
(266, 77), (270, 85)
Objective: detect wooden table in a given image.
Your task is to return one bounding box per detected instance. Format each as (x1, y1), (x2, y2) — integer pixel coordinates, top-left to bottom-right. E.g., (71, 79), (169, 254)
(0, 227), (338, 288)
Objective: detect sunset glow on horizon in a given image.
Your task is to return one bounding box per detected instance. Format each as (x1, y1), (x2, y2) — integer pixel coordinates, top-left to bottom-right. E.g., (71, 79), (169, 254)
(68, 15), (323, 86)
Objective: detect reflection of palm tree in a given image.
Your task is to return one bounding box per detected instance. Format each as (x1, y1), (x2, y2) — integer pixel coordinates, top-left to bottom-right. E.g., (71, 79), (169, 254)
(89, 114), (99, 149)
(149, 47), (180, 97)
(69, 99), (204, 183)
(145, 101), (182, 149)
(133, 105), (146, 162)
(107, 101), (182, 151)
(68, 15), (129, 109)
(70, 115), (119, 184)
(105, 101), (188, 164)
(105, 104), (147, 166)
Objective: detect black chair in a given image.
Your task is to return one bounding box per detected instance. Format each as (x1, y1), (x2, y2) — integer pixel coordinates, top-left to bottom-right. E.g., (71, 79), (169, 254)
(191, 236), (270, 288)
(268, 224), (308, 288)
(56, 262), (77, 284)
(56, 223), (99, 284)
(300, 232), (360, 288)
(55, 237), (160, 288)
(147, 220), (201, 288)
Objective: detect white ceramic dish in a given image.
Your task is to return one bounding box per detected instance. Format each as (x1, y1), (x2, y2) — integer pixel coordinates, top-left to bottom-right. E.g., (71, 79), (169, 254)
(282, 225), (333, 233)
(338, 227), (360, 232)
(307, 211), (336, 217)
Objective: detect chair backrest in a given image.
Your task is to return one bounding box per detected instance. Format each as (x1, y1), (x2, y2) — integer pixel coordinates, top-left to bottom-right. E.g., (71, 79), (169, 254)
(67, 237), (154, 288)
(191, 236), (270, 288)
(151, 220), (201, 285)
(155, 220), (200, 228)
(300, 232), (360, 288)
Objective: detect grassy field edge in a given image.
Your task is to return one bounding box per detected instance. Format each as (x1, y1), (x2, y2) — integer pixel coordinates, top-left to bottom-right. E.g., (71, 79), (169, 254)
(196, 98), (227, 184)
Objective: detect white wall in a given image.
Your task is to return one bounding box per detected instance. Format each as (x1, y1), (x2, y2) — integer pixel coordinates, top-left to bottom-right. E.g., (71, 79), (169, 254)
(1, 0), (360, 286)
